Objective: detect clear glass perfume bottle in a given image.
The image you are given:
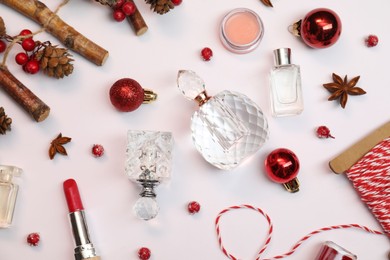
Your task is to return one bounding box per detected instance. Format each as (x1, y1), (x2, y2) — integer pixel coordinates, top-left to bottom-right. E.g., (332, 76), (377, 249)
(0, 165), (22, 228)
(269, 48), (303, 117)
(177, 70), (269, 170)
(125, 130), (174, 221)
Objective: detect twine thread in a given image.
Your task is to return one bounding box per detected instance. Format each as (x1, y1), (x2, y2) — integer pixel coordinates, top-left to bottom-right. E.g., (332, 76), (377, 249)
(215, 138), (390, 259)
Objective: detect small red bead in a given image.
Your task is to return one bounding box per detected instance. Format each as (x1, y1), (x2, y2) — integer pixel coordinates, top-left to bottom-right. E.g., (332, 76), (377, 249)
(15, 52), (29, 65)
(21, 38), (36, 52)
(19, 29), (33, 37)
(23, 59), (40, 74)
(27, 232), (40, 246)
(201, 47), (213, 61)
(92, 144), (105, 157)
(113, 9), (126, 22)
(171, 0), (182, 6)
(113, 0), (124, 9)
(365, 35), (378, 47)
(0, 40), (6, 53)
(138, 247), (151, 260)
(122, 2), (136, 16)
(316, 126), (335, 139)
(187, 201), (201, 214)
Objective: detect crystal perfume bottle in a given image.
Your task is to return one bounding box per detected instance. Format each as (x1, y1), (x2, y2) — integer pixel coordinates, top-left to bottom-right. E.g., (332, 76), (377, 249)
(269, 48), (303, 117)
(177, 70), (269, 170)
(125, 130), (174, 221)
(0, 165), (22, 228)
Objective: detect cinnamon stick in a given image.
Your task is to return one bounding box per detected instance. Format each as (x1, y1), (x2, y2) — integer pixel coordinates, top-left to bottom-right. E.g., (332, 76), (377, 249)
(126, 0), (148, 36)
(0, 0), (109, 66)
(0, 65), (50, 122)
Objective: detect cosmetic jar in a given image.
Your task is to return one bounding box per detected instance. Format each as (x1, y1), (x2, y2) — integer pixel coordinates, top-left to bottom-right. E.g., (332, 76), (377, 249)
(220, 8), (264, 54)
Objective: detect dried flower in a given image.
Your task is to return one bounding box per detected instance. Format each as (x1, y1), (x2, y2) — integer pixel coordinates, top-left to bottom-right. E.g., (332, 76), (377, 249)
(323, 73), (366, 108)
(49, 133), (71, 159)
(260, 0), (273, 7)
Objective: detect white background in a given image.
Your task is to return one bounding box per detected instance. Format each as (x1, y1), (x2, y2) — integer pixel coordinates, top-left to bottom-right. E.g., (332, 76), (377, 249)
(0, 0), (389, 259)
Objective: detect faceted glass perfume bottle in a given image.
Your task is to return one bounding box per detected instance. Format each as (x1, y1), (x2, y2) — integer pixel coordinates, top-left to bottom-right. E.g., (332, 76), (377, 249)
(177, 70), (269, 170)
(125, 130), (173, 220)
(269, 48), (303, 117)
(0, 165), (22, 228)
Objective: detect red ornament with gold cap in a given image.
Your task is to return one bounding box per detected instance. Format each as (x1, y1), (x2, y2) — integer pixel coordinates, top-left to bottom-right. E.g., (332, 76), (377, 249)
(290, 8), (342, 49)
(109, 78), (157, 112)
(264, 148), (300, 192)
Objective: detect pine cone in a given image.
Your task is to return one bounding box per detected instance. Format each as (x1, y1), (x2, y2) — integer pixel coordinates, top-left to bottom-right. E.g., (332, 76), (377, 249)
(35, 44), (74, 79)
(0, 17), (6, 37)
(0, 107), (12, 135)
(145, 0), (174, 14)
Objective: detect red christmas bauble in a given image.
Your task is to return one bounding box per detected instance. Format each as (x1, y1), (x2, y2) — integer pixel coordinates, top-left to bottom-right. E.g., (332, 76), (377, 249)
(300, 8), (342, 48)
(109, 78), (144, 112)
(264, 148), (300, 184)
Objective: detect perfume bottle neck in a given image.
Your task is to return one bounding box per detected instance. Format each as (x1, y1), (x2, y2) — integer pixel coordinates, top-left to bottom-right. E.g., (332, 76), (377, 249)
(194, 90), (211, 106)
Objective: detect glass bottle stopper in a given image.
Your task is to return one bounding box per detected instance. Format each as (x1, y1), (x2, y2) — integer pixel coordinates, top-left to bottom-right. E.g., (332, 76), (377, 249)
(125, 130), (174, 220)
(0, 165), (22, 183)
(177, 70), (211, 106)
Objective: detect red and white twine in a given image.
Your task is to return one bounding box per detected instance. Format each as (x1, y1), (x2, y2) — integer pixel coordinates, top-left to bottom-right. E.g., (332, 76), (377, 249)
(345, 136), (390, 235)
(215, 205), (386, 260)
(215, 138), (390, 259)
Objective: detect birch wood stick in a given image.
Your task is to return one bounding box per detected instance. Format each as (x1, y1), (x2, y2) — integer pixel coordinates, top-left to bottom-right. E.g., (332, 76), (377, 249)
(0, 0), (109, 65)
(0, 65), (50, 122)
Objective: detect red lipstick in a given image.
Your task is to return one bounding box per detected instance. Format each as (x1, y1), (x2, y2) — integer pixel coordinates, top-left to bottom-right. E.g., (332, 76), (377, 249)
(63, 179), (101, 260)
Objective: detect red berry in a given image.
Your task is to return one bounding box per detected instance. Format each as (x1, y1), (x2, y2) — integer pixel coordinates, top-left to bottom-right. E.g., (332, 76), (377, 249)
(171, 0), (182, 5)
(122, 2), (136, 16)
(15, 52), (29, 65)
(113, 0), (124, 9)
(19, 29), (33, 37)
(138, 247), (151, 260)
(113, 9), (126, 22)
(23, 59), (40, 74)
(365, 35), (378, 47)
(0, 40), (6, 53)
(27, 232), (40, 246)
(187, 201), (201, 214)
(316, 126), (335, 139)
(92, 144), (104, 157)
(21, 38), (36, 52)
(201, 47), (213, 61)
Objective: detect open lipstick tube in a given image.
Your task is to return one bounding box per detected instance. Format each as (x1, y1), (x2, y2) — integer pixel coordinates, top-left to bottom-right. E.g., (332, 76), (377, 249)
(63, 179), (101, 260)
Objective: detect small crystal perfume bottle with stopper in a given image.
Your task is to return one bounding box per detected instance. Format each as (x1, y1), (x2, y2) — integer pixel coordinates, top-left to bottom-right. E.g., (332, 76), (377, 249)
(125, 130), (174, 221)
(270, 48), (303, 117)
(0, 165), (22, 228)
(177, 70), (269, 170)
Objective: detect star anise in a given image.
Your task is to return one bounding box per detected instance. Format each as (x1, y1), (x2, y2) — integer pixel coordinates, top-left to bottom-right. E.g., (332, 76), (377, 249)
(49, 133), (71, 160)
(260, 0), (273, 7)
(323, 73), (366, 108)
